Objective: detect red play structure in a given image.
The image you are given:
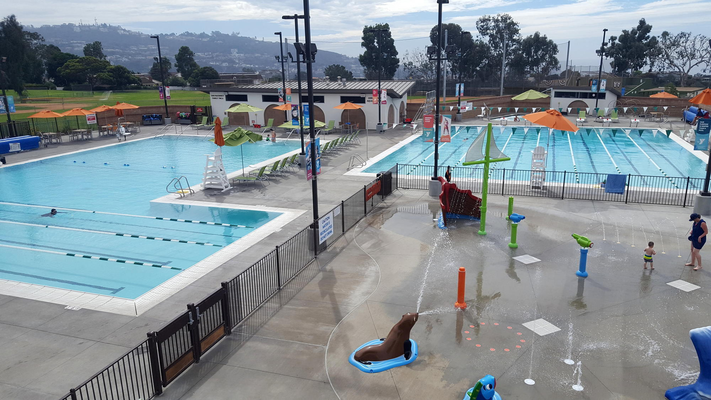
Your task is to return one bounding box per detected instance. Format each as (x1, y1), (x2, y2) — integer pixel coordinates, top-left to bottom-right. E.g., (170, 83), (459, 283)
(438, 177), (482, 227)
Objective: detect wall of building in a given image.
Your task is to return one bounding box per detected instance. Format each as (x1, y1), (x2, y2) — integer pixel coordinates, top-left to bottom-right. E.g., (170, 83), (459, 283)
(209, 91), (407, 130)
(549, 91), (618, 115)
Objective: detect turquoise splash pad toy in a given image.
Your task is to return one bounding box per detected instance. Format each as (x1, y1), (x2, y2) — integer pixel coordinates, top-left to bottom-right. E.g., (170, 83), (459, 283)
(348, 338), (418, 373)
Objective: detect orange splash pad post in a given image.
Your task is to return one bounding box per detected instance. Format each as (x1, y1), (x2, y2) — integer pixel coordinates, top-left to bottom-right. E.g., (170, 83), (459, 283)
(455, 267), (467, 309)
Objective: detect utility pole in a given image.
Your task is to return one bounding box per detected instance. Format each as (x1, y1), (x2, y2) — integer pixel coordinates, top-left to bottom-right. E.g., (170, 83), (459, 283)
(594, 29), (608, 111)
(367, 27), (387, 133)
(432, 0), (447, 182)
(0, 57), (15, 137)
(302, 0), (319, 223)
(274, 32), (288, 122)
(457, 31), (470, 119)
(442, 29), (448, 106)
(499, 36), (506, 96)
(149, 35), (170, 122)
(282, 14), (306, 157)
(565, 41), (570, 83)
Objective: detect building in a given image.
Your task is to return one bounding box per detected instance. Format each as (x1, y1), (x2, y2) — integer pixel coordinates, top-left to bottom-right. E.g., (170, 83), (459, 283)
(204, 80), (415, 130)
(549, 86), (621, 115)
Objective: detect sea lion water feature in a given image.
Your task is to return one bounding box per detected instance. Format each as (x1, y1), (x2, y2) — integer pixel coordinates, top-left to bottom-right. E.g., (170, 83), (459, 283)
(349, 313), (419, 373)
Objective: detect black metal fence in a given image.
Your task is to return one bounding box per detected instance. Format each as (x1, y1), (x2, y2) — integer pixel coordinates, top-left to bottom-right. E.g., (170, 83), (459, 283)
(0, 120), (33, 139)
(59, 173), (394, 400)
(396, 163), (701, 207)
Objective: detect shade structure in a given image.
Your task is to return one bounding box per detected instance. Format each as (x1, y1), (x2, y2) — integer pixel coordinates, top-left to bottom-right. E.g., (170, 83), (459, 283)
(523, 109), (579, 133)
(278, 119), (325, 129)
(650, 92), (678, 99)
(333, 102), (364, 110)
(89, 105), (113, 113)
(213, 117), (225, 147)
(28, 110), (64, 119)
(512, 90), (549, 101)
(61, 108), (93, 116)
(273, 103), (292, 111)
(226, 104), (263, 113)
(211, 127), (263, 175)
(112, 102), (140, 110)
(689, 88), (711, 106)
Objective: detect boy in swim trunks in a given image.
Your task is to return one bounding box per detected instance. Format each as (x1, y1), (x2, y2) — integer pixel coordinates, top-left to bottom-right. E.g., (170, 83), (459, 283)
(643, 241), (656, 270)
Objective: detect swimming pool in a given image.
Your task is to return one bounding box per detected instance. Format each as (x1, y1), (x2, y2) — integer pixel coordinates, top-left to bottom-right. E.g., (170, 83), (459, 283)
(364, 126), (706, 181)
(0, 136), (302, 303)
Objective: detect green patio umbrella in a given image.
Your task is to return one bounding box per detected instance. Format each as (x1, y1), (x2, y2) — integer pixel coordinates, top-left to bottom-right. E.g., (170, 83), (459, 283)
(211, 127), (263, 175)
(512, 90), (549, 101)
(278, 119), (326, 129)
(226, 104), (263, 127)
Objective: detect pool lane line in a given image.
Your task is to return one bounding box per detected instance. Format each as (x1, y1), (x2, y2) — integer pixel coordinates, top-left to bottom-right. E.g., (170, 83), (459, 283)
(565, 132), (581, 183)
(408, 125), (466, 175)
(577, 132), (598, 174)
(0, 219), (223, 247)
(622, 132), (680, 189)
(0, 267), (125, 294)
(594, 130), (622, 174)
(637, 131), (688, 178)
(0, 243), (183, 271)
(0, 238), (170, 265)
(0, 202), (253, 228)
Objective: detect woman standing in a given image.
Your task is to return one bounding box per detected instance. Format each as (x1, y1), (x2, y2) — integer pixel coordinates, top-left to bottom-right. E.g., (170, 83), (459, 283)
(687, 213), (707, 271)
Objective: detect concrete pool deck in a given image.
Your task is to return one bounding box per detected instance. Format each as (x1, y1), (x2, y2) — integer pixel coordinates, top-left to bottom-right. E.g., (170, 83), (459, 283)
(0, 117), (707, 399)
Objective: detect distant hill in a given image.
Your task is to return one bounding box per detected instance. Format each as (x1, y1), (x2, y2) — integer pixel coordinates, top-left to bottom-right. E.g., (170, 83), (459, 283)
(28, 23), (362, 77)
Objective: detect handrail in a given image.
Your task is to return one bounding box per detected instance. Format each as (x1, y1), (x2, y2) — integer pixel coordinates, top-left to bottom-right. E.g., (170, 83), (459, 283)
(348, 154), (367, 170)
(166, 176), (195, 197)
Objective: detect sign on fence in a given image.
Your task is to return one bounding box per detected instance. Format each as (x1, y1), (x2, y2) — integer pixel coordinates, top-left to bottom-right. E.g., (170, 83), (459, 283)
(696, 119), (711, 151)
(86, 114), (97, 125)
(0, 96), (15, 114)
(319, 211), (334, 244)
(366, 181), (381, 201)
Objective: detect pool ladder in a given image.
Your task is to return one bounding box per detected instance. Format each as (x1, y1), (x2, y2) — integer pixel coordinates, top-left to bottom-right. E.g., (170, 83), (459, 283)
(167, 176), (195, 197)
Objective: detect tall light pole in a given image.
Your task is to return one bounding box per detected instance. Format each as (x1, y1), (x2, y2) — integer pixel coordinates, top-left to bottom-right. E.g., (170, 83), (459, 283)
(274, 32), (288, 122)
(0, 57), (15, 137)
(432, 0), (448, 183)
(282, 14), (306, 157)
(367, 27), (387, 133)
(594, 29), (608, 111)
(150, 35), (170, 122)
(499, 34), (506, 96)
(302, 0), (320, 225)
(457, 31), (470, 119)
(700, 38), (711, 197)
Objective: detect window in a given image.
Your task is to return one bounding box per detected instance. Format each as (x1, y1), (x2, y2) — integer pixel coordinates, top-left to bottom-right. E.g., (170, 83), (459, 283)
(262, 95), (280, 102)
(226, 94), (248, 102)
(299, 95), (324, 103)
(340, 96), (366, 104)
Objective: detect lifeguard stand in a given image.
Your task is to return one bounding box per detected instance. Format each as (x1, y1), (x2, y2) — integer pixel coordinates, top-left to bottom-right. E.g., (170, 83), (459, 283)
(531, 146), (547, 189)
(202, 147), (231, 192)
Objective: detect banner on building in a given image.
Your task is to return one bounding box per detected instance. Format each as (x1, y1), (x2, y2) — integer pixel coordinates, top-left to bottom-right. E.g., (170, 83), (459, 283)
(599, 79), (607, 93)
(381, 89), (387, 104)
(372, 89), (379, 104)
(291, 105), (299, 126)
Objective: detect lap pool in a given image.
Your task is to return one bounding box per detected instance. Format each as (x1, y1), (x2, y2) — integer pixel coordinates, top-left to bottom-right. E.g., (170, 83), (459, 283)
(0, 136), (302, 308)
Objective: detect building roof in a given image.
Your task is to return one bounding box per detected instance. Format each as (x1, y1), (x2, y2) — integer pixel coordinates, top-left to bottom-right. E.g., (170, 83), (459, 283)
(551, 86), (622, 97)
(647, 86), (704, 93)
(203, 80), (415, 98)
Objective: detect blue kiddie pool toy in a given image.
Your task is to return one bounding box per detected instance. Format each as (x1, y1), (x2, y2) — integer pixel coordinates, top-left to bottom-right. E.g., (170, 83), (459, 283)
(349, 338), (418, 373)
(463, 375), (502, 400)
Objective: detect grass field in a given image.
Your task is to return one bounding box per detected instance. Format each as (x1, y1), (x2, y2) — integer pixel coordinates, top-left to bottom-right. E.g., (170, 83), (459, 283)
(4, 90), (210, 122)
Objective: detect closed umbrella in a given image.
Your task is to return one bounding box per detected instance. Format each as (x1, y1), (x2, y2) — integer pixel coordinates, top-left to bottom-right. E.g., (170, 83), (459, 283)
(28, 110), (64, 133)
(213, 117), (225, 147)
(512, 90), (549, 101)
(523, 109), (579, 133)
(210, 127), (262, 175)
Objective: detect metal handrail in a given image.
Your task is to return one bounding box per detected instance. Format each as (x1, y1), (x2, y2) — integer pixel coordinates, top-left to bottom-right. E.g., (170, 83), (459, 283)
(166, 176), (194, 197)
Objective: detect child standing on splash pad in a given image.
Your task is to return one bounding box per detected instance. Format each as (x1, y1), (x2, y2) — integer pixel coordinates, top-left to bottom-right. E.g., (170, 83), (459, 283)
(643, 241), (656, 270)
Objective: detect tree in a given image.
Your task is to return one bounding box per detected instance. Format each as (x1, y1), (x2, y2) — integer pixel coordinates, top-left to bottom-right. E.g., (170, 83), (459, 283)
(655, 31), (711, 86)
(476, 14), (521, 82)
(664, 82), (679, 97)
(43, 45), (78, 86)
(605, 19), (658, 75)
(83, 41), (105, 60)
(188, 66), (219, 87)
(0, 15), (45, 93)
(324, 64), (353, 81)
(429, 23), (473, 79)
(174, 46), (198, 78)
(402, 50), (436, 80)
(509, 32), (559, 80)
(149, 56), (171, 81)
(166, 75), (187, 86)
(106, 65), (139, 88)
(57, 56), (110, 86)
(359, 23), (399, 80)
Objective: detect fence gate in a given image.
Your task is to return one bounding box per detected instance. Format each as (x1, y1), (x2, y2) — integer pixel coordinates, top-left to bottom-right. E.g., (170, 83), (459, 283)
(155, 311), (195, 386)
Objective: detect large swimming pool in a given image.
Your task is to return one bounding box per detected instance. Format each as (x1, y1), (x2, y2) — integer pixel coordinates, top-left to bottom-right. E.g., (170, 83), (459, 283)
(0, 136), (301, 301)
(364, 126), (706, 180)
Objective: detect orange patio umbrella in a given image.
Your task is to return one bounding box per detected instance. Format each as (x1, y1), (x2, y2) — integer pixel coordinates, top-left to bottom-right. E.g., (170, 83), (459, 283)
(28, 110), (64, 132)
(650, 91), (678, 99)
(334, 101), (363, 125)
(90, 105), (114, 126)
(689, 88), (711, 106)
(273, 103), (292, 111)
(62, 108), (94, 129)
(523, 109), (579, 133)
(213, 117), (225, 147)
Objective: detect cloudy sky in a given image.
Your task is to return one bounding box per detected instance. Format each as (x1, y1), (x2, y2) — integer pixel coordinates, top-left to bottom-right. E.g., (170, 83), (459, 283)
(9, 0), (709, 70)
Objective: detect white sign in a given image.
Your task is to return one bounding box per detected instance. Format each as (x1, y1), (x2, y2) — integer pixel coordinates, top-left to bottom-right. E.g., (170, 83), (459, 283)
(381, 89), (387, 105)
(9, 143), (20, 152)
(211, 95), (225, 100)
(318, 211), (334, 244)
(86, 114), (97, 125)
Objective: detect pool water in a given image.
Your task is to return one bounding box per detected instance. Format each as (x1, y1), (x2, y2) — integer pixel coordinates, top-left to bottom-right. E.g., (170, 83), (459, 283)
(365, 126), (706, 181)
(0, 136), (300, 299)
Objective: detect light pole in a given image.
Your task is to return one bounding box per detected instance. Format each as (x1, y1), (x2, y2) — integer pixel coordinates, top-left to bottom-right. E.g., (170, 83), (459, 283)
(499, 34), (506, 96)
(457, 31), (470, 119)
(594, 29), (608, 111)
(282, 14), (306, 157)
(302, 0), (320, 228)
(367, 27), (387, 133)
(0, 57), (15, 137)
(274, 32), (288, 122)
(150, 35), (170, 123)
(430, 0), (448, 183)
(700, 38), (711, 196)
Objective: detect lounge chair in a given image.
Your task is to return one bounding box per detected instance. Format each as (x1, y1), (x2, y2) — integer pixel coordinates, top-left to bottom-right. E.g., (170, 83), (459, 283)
(323, 120), (336, 135)
(321, 141), (332, 154)
(610, 110), (619, 123)
(597, 108), (605, 118)
(222, 116), (230, 127)
(351, 130), (361, 145)
(193, 116), (208, 130)
(576, 111), (587, 126)
(262, 160), (281, 178)
(232, 165), (268, 186)
(261, 118), (274, 133)
(286, 154), (298, 170)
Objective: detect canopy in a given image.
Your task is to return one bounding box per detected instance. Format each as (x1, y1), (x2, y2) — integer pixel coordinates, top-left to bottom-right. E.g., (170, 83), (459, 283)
(650, 92), (678, 99)
(273, 103), (292, 111)
(90, 105), (114, 113)
(211, 127), (263, 175)
(523, 109), (579, 133)
(334, 102), (364, 110)
(226, 104), (263, 113)
(213, 117), (225, 147)
(28, 110), (63, 118)
(61, 108), (93, 116)
(512, 90), (549, 101)
(278, 119), (325, 129)
(689, 88), (711, 106)
(112, 102), (139, 110)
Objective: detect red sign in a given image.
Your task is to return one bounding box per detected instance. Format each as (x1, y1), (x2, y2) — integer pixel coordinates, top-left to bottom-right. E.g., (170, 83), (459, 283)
(423, 115), (434, 129)
(372, 89), (379, 104)
(197, 107), (204, 112)
(366, 181), (382, 201)
(286, 88), (292, 95)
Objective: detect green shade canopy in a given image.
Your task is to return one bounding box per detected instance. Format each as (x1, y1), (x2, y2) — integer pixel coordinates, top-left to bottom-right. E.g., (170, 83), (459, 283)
(278, 119), (326, 129)
(512, 90), (549, 101)
(226, 104), (263, 113)
(210, 128), (263, 175)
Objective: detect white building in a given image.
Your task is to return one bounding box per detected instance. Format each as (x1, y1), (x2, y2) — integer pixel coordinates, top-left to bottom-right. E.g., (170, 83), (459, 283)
(205, 80), (415, 130)
(549, 86), (620, 115)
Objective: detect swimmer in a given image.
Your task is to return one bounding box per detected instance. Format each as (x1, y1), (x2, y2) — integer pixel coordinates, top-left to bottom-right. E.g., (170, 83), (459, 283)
(41, 209), (64, 217)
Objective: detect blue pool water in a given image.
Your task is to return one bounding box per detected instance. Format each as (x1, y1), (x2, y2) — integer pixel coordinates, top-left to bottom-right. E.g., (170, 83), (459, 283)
(365, 126), (706, 181)
(0, 136), (300, 299)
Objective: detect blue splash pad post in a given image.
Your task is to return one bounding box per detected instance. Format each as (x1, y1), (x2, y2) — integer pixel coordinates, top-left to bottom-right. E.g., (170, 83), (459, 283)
(576, 248), (589, 278)
(665, 326), (711, 400)
(348, 339), (418, 373)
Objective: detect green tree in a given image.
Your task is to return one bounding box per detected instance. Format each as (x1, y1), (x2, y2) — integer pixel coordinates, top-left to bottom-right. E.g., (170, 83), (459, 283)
(149, 56), (171, 81)
(324, 64), (353, 81)
(359, 23), (399, 80)
(509, 32), (559, 80)
(664, 82), (679, 97)
(43, 45), (78, 86)
(83, 41), (105, 60)
(188, 66), (219, 87)
(605, 19), (658, 75)
(174, 46), (198, 78)
(476, 13), (521, 82)
(655, 31), (711, 86)
(0, 15), (45, 93)
(166, 75), (187, 86)
(402, 50), (436, 80)
(107, 65), (138, 88)
(58, 56), (110, 87)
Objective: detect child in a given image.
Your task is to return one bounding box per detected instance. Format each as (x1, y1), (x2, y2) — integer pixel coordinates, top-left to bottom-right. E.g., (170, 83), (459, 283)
(643, 241), (656, 270)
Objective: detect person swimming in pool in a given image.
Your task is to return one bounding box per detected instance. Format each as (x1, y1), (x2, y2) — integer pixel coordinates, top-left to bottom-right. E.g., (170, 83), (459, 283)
(41, 209), (58, 217)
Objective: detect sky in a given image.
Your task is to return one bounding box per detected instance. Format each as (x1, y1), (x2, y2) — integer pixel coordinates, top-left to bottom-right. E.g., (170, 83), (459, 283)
(9, 0), (709, 71)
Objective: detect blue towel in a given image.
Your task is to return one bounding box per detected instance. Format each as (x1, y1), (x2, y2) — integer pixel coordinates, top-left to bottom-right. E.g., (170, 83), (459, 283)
(605, 174), (626, 194)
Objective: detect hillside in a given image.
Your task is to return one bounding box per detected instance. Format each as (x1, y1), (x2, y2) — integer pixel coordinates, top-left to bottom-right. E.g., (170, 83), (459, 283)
(28, 23), (362, 77)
